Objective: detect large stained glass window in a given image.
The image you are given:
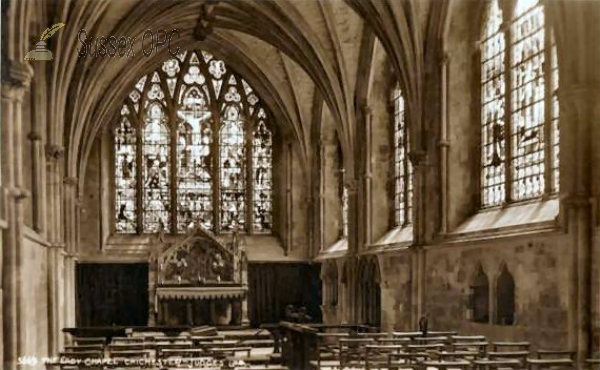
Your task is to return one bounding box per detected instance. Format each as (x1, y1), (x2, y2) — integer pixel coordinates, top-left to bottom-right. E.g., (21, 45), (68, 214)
(253, 110), (273, 232)
(112, 50), (274, 234)
(392, 85), (413, 226)
(480, 0), (559, 207)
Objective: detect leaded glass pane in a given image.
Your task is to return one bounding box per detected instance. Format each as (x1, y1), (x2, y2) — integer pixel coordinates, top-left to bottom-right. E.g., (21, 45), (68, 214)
(551, 41), (559, 192)
(393, 87), (412, 226)
(177, 87), (213, 232)
(142, 104), (170, 232)
(342, 184), (348, 238)
(220, 105), (246, 231)
(511, 0), (545, 200)
(253, 120), (272, 232)
(115, 115), (137, 233)
(481, 0), (506, 207)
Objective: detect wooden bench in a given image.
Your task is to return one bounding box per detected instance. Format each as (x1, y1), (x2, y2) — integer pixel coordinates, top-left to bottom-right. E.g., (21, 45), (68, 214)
(473, 358), (521, 370)
(73, 337), (106, 346)
(339, 337), (374, 368)
(63, 344), (104, 353)
(392, 331), (425, 339)
(158, 348), (207, 359)
(488, 350), (530, 365)
(421, 359), (471, 370)
(356, 332), (390, 339)
(492, 341), (530, 351)
(527, 358), (575, 370)
(209, 346), (252, 359)
(536, 350), (575, 360)
(434, 350), (482, 361)
(365, 344), (404, 370)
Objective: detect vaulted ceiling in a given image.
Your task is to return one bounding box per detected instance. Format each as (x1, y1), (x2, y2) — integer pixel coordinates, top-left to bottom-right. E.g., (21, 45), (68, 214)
(3, 0), (452, 189)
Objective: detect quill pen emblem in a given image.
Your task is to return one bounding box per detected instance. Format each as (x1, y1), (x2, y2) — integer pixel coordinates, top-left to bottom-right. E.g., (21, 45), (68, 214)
(40, 23), (65, 41)
(24, 22), (65, 61)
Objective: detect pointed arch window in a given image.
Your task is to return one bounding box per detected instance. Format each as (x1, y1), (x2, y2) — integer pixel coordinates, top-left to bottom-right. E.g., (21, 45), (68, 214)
(392, 85), (412, 226)
(480, 0), (559, 207)
(112, 50), (274, 235)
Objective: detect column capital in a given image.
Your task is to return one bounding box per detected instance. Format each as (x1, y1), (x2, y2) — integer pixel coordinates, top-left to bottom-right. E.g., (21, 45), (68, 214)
(63, 177), (78, 187)
(27, 131), (42, 142)
(45, 144), (65, 161)
(1, 60), (34, 100)
(359, 102), (372, 116)
(344, 179), (360, 194)
(408, 150), (428, 167)
(6, 186), (30, 202)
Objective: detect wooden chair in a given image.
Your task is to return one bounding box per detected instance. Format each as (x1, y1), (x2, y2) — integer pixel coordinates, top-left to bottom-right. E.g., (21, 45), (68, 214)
(451, 341), (488, 358)
(527, 349), (576, 370)
(111, 336), (145, 344)
(421, 359), (471, 370)
(158, 348), (207, 359)
(309, 333), (347, 369)
(392, 331), (425, 339)
(489, 341), (530, 367)
(586, 358), (600, 370)
(365, 344), (404, 370)
(377, 338), (411, 346)
(412, 335), (448, 343)
(339, 338), (374, 368)
(473, 358), (522, 370)
(73, 337), (106, 347)
(64, 344), (104, 353)
(356, 332), (390, 339)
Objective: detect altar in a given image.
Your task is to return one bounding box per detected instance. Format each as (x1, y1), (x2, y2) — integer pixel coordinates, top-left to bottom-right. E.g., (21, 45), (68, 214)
(148, 224), (249, 326)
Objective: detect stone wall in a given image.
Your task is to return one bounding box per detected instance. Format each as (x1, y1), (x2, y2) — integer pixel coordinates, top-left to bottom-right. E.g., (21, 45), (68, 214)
(21, 234), (50, 369)
(593, 227), (600, 349)
(424, 232), (570, 349)
(379, 251), (412, 331)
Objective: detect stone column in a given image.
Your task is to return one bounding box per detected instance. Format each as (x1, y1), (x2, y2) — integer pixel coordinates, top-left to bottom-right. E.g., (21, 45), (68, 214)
(1, 60), (34, 370)
(45, 145), (65, 353)
(63, 177), (79, 332)
(560, 84), (600, 366)
(408, 152), (428, 328)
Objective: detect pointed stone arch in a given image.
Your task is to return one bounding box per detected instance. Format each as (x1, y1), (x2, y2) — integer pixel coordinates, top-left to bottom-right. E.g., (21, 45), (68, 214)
(470, 263), (490, 323)
(495, 262), (516, 325)
(358, 256), (381, 328)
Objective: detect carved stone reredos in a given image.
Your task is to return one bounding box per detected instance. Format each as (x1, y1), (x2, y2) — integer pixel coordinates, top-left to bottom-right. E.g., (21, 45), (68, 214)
(156, 226), (235, 284)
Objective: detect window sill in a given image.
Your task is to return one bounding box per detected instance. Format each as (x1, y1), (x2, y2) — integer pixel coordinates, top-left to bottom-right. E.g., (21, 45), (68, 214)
(441, 198), (561, 245)
(365, 225), (413, 254)
(315, 238), (348, 261)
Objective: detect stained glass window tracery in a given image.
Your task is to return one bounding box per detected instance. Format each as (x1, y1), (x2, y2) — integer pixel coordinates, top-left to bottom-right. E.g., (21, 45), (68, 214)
(113, 50), (274, 235)
(480, 0), (559, 207)
(392, 85), (413, 226)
